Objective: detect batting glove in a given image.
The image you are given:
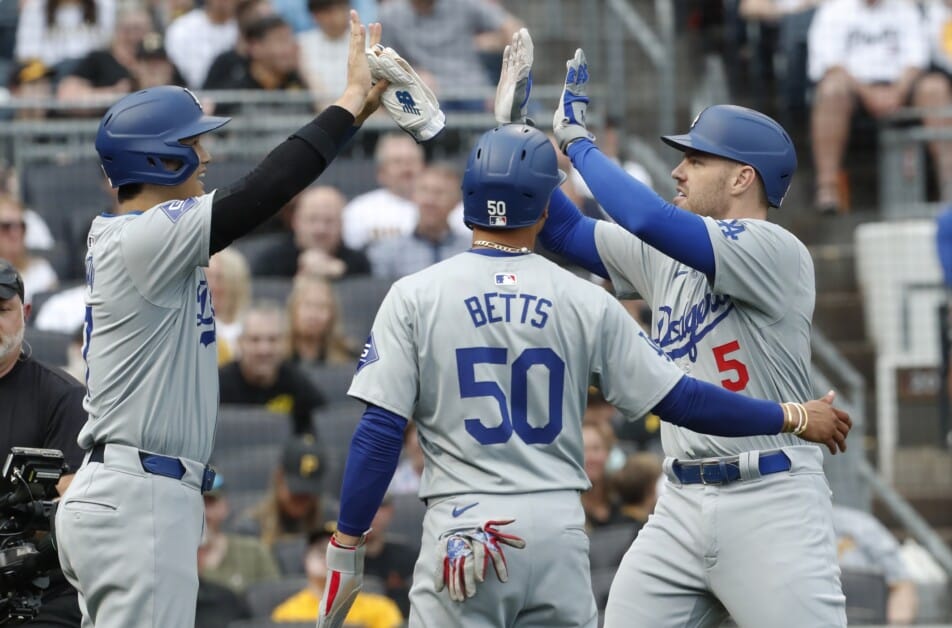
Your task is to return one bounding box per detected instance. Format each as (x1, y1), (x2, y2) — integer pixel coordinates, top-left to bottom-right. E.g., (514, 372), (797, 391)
(435, 519), (527, 602)
(316, 534), (367, 628)
(366, 44), (446, 142)
(494, 27), (534, 125)
(552, 48), (595, 153)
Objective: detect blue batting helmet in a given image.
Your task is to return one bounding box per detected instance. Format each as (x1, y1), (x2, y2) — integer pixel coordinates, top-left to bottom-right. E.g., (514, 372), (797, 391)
(95, 86), (230, 188)
(462, 124), (565, 229)
(661, 105), (796, 208)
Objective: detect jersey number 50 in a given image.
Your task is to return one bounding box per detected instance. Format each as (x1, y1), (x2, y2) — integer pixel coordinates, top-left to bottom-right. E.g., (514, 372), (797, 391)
(456, 347), (565, 446)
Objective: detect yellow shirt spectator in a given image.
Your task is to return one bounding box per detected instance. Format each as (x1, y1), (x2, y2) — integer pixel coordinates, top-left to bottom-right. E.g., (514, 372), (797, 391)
(271, 587), (403, 628)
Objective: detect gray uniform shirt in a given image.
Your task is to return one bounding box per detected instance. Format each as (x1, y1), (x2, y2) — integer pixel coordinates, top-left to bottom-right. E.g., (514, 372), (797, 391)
(594, 217), (815, 459)
(79, 194), (218, 463)
(349, 250), (684, 500)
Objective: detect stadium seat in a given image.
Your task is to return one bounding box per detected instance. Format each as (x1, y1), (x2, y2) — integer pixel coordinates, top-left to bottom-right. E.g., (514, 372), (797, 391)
(252, 277), (294, 306)
(232, 232), (289, 275)
(587, 524), (637, 571)
(388, 493), (427, 556)
(215, 407), (293, 452)
(221, 489), (265, 533)
(840, 567), (888, 625)
(212, 443), (282, 494)
(332, 276), (393, 342)
(21, 161), (109, 218)
(271, 536), (307, 576)
(312, 400), (363, 451)
(24, 328), (72, 367)
(320, 156), (377, 199)
(243, 577), (309, 617)
(302, 363), (356, 403)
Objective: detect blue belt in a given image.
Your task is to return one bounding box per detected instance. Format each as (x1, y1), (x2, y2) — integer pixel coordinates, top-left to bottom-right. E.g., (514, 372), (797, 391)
(672, 451), (791, 485)
(89, 443), (217, 493)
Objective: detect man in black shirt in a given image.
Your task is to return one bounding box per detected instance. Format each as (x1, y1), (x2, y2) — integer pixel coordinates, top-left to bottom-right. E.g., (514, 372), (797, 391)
(0, 260), (86, 627)
(219, 301), (325, 434)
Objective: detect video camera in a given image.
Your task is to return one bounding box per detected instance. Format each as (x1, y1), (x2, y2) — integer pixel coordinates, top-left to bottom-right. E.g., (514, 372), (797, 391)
(0, 448), (68, 624)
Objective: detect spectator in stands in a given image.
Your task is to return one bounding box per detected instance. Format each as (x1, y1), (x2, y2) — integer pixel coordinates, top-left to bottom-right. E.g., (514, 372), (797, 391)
(206, 247), (251, 364)
(298, 0), (349, 107)
(219, 301), (326, 434)
(203, 15), (304, 95)
(198, 474), (280, 593)
(287, 273), (358, 367)
(130, 33), (186, 89)
(581, 421), (626, 530)
(915, 0), (952, 201)
(271, 523), (403, 626)
(808, 0), (928, 213)
(15, 0), (116, 69)
(367, 162), (469, 279)
(833, 505), (918, 624)
(195, 577), (252, 628)
(56, 4), (152, 107)
(164, 0), (238, 89)
(342, 132), (423, 251)
(739, 0), (823, 119)
(0, 259), (86, 625)
(610, 453), (662, 535)
(0, 196), (56, 305)
(203, 0), (275, 93)
(236, 435), (328, 547)
(6, 60), (56, 120)
(362, 494), (417, 618)
(378, 0), (521, 110)
(388, 421), (423, 495)
(253, 185), (370, 279)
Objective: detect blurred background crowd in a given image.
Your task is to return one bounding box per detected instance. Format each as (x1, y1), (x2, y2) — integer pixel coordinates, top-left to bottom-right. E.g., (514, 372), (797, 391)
(0, 0), (951, 626)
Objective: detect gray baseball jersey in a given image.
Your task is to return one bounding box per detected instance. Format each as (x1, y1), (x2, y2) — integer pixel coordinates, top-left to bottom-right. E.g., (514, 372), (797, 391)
(348, 250), (685, 500)
(594, 217), (815, 459)
(78, 194), (218, 463)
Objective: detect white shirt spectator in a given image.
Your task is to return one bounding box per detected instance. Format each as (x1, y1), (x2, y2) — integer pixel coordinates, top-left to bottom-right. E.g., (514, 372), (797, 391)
(34, 284), (85, 333)
(164, 9), (239, 89)
(24, 209), (54, 251)
(15, 0), (116, 66)
(21, 258), (57, 306)
(926, 0), (952, 76)
(341, 188), (418, 251)
(297, 27), (348, 104)
(808, 0), (928, 84)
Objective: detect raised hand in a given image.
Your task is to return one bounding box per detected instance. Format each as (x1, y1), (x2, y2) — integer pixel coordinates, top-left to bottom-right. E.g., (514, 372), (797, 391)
(552, 48), (595, 152)
(366, 44), (446, 142)
(494, 27), (534, 125)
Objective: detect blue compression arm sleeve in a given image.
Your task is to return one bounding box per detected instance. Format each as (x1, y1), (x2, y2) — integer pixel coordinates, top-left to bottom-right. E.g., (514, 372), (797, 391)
(652, 376), (784, 436)
(567, 140), (716, 276)
(539, 188), (609, 278)
(336, 404), (408, 536)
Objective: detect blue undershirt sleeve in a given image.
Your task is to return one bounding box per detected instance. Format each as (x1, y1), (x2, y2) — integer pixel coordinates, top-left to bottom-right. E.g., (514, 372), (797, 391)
(538, 188), (608, 278)
(336, 404), (408, 537)
(652, 376), (784, 436)
(567, 139), (716, 277)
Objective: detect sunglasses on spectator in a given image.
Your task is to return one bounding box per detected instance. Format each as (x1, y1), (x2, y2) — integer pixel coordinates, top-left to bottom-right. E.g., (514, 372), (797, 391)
(0, 221), (25, 233)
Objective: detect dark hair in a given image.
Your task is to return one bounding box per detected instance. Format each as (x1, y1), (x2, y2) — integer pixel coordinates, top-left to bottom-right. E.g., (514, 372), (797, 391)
(46, 0), (97, 28)
(244, 15), (290, 42)
(307, 0), (348, 13)
(610, 453), (662, 506)
(117, 184), (143, 202)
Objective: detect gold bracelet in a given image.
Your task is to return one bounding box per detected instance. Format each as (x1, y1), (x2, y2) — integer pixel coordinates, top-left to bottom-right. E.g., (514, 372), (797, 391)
(793, 403), (808, 436)
(781, 403), (793, 433)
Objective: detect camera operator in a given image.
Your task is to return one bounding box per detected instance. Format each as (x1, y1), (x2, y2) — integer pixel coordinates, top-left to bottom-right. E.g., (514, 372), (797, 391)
(0, 259), (85, 627)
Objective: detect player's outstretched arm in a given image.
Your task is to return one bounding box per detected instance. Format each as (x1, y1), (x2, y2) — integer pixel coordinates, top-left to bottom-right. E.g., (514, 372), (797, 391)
(552, 48), (716, 276)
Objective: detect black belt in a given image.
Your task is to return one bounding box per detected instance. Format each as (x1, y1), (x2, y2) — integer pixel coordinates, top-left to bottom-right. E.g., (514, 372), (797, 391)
(672, 450), (791, 485)
(89, 443), (217, 493)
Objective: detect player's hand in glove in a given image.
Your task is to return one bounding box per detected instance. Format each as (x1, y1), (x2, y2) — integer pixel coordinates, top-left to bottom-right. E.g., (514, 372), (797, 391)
(317, 533), (367, 628)
(366, 44), (445, 142)
(494, 28), (534, 125)
(435, 519), (527, 602)
(788, 391), (853, 455)
(552, 48), (595, 153)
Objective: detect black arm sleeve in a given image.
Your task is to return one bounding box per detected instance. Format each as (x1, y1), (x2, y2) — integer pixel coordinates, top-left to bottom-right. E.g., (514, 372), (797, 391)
(209, 105), (356, 255)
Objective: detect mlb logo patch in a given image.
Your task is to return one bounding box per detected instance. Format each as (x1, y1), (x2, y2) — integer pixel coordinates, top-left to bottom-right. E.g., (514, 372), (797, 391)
(489, 215), (508, 226)
(494, 273), (517, 285)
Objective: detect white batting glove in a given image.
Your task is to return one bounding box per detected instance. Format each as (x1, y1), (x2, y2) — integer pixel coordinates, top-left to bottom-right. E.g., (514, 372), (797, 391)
(434, 519), (527, 602)
(494, 28), (534, 125)
(316, 534), (367, 628)
(552, 48), (595, 153)
(366, 44), (445, 142)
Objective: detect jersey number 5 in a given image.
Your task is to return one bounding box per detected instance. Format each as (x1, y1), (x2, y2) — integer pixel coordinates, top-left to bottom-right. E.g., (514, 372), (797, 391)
(712, 340), (750, 391)
(456, 347), (565, 446)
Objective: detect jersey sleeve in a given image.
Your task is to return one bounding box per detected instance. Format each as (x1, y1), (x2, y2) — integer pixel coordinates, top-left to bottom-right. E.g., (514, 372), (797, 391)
(703, 218), (802, 325)
(595, 296), (684, 419)
(347, 283), (418, 419)
(120, 194), (213, 306)
(593, 221), (658, 301)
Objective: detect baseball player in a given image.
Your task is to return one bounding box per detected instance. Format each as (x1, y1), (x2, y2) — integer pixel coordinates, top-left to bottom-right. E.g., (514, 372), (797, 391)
(314, 93), (851, 627)
(546, 48), (848, 627)
(53, 12), (387, 628)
